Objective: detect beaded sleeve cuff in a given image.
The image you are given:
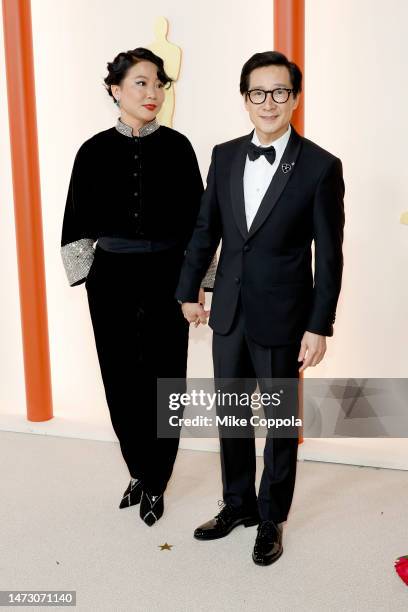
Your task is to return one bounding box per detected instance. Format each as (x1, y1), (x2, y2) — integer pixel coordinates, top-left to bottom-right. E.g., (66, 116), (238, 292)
(200, 254), (217, 289)
(61, 238), (95, 286)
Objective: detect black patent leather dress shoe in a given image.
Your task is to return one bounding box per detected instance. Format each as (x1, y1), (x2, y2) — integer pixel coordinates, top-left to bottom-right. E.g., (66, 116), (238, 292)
(252, 520), (283, 566)
(119, 479), (143, 509)
(140, 491), (164, 526)
(194, 501), (259, 540)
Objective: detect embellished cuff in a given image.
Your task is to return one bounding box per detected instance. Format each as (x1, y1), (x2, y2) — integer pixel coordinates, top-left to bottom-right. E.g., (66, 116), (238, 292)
(200, 254), (217, 290)
(61, 238), (95, 286)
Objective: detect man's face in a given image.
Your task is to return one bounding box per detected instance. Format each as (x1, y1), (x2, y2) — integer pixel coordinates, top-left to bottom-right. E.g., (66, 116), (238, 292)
(244, 64), (299, 143)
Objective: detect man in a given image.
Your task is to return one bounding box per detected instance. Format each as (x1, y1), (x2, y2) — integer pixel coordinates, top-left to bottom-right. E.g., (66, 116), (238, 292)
(175, 51), (345, 565)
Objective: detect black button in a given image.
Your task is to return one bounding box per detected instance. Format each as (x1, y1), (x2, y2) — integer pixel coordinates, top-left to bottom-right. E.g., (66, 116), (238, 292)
(234, 277), (240, 284)
(134, 212), (139, 218)
(243, 245), (250, 252)
(134, 154), (138, 159)
(134, 192), (139, 197)
(133, 172), (138, 177)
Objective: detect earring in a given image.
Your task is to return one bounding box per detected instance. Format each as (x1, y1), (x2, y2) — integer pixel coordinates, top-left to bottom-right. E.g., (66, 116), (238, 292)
(115, 98), (120, 106)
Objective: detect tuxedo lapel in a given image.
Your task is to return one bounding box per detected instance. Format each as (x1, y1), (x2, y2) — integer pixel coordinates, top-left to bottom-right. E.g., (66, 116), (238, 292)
(229, 133), (252, 240)
(247, 127), (303, 239)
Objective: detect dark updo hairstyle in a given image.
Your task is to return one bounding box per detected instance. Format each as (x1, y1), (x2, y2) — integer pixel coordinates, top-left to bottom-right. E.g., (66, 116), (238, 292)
(240, 51), (302, 97)
(104, 47), (172, 101)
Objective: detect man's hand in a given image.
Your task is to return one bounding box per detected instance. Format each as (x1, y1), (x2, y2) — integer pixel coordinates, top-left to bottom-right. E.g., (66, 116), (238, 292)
(181, 290), (210, 328)
(298, 331), (326, 372)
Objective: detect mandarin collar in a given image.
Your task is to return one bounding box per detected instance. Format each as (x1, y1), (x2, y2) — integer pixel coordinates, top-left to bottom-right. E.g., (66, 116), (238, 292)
(115, 117), (160, 138)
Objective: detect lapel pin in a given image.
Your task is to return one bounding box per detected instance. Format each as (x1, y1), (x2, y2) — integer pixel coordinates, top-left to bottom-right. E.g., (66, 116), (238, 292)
(281, 162), (292, 173)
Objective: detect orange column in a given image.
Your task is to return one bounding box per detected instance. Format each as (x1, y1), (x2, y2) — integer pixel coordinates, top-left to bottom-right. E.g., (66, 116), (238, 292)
(274, 0), (305, 442)
(274, 0), (304, 134)
(2, 0), (53, 421)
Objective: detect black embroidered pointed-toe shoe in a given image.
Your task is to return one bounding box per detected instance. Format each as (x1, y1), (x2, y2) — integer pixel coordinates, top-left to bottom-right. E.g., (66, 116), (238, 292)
(139, 491), (164, 526)
(119, 479), (143, 509)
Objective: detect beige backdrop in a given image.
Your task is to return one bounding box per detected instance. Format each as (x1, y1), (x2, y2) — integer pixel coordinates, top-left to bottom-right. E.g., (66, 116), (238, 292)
(0, 0), (407, 467)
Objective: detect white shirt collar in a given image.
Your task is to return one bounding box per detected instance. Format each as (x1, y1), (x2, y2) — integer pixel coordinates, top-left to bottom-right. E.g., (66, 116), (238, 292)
(251, 124), (291, 158)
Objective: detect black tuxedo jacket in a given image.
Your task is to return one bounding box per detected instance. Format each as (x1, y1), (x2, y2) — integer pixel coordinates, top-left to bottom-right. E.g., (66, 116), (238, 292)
(175, 126), (345, 346)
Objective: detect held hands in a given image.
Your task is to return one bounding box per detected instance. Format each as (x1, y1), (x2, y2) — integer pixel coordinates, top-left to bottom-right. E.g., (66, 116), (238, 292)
(181, 288), (210, 328)
(298, 331), (327, 372)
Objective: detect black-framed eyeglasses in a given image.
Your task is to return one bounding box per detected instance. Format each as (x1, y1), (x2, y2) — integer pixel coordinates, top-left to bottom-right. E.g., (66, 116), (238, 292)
(247, 88), (293, 104)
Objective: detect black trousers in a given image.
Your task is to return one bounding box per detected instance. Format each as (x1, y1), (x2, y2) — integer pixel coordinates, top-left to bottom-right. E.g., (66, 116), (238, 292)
(85, 245), (189, 494)
(213, 300), (300, 522)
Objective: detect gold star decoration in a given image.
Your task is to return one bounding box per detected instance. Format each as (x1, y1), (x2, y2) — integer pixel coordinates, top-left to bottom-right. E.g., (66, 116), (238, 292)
(158, 542), (173, 551)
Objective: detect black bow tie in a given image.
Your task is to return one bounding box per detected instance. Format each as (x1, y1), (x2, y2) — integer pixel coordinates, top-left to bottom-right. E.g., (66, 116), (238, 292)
(247, 142), (276, 165)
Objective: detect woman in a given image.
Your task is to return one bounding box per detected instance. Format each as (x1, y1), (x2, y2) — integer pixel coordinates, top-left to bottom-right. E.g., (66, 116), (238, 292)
(61, 48), (215, 526)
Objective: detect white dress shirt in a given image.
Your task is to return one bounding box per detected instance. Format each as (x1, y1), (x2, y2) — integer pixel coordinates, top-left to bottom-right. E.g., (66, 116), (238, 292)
(243, 125), (291, 230)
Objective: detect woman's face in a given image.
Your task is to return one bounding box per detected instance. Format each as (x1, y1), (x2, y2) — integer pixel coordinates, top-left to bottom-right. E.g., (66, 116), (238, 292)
(111, 60), (166, 126)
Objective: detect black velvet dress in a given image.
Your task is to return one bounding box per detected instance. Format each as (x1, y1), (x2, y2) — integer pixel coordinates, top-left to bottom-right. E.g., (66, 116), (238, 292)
(61, 118), (216, 494)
